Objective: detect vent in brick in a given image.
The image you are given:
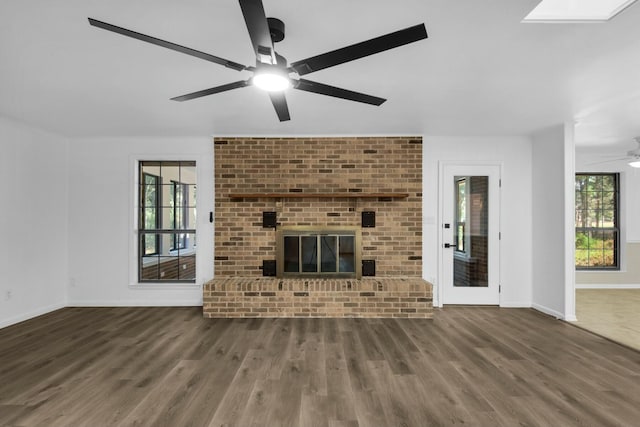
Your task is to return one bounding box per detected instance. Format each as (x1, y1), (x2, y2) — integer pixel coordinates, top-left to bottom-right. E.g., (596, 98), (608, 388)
(262, 260), (276, 276)
(362, 260), (376, 276)
(262, 211), (277, 228)
(362, 211), (376, 228)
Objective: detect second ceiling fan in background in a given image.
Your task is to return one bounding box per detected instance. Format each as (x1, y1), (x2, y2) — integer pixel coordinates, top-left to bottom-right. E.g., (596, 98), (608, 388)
(89, 0), (428, 121)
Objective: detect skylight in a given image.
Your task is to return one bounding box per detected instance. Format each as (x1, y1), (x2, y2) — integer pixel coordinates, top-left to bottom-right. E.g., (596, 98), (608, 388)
(523, 0), (637, 22)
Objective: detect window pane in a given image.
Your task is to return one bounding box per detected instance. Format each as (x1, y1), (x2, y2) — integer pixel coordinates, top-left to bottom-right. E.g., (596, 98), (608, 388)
(588, 230), (604, 248)
(602, 192), (615, 210)
(160, 163), (180, 182)
(159, 207), (192, 229)
(141, 208), (158, 230)
(143, 233), (159, 255)
(178, 256), (196, 280)
(575, 232), (588, 249)
(181, 164), (197, 184)
(602, 210), (615, 227)
(186, 185), (197, 207)
(320, 236), (337, 272)
(186, 207), (196, 229)
(301, 236), (318, 272)
(140, 256), (160, 280)
(284, 236), (299, 273)
(159, 257), (179, 280)
(339, 236), (355, 273)
(141, 163), (160, 177)
(575, 249), (589, 267)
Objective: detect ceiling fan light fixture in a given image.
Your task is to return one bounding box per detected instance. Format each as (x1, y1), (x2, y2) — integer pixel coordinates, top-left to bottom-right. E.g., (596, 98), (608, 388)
(628, 160), (640, 168)
(252, 67), (291, 92)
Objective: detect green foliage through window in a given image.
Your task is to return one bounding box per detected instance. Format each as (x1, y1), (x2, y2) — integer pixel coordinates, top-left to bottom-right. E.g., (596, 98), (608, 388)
(575, 173), (619, 269)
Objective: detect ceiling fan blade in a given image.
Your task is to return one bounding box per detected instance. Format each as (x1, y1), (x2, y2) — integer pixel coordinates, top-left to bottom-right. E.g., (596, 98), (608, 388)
(238, 0), (274, 63)
(294, 79), (386, 106)
(88, 18), (247, 71)
(268, 91), (291, 121)
(290, 23), (427, 76)
(171, 80), (249, 101)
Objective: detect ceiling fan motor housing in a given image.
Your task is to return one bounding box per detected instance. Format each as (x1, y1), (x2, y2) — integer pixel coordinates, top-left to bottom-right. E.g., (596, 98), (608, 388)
(268, 18), (285, 43)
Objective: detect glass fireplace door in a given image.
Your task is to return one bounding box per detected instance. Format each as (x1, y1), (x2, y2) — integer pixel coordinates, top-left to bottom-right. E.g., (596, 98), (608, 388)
(278, 227), (360, 278)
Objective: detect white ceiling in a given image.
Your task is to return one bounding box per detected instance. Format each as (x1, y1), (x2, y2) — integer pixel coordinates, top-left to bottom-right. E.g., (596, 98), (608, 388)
(1, 0), (640, 148)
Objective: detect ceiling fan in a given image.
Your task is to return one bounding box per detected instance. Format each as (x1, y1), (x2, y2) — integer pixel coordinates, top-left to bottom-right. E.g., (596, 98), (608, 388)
(88, 0), (427, 122)
(590, 137), (640, 168)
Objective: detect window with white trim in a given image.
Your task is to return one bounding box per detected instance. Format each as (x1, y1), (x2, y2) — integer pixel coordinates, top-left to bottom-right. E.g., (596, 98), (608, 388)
(139, 161), (197, 282)
(575, 173), (619, 270)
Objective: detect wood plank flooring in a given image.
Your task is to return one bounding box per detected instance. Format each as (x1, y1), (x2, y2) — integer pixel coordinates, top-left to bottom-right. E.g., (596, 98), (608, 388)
(575, 288), (640, 351)
(1, 307), (639, 426)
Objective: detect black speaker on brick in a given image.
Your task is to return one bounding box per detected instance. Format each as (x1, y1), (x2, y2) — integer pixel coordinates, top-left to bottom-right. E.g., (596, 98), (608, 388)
(263, 211), (277, 228)
(362, 211), (376, 228)
(262, 260), (276, 276)
(362, 260), (376, 276)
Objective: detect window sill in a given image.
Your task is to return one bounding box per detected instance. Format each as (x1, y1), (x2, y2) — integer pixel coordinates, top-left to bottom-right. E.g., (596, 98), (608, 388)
(129, 283), (201, 290)
(576, 269), (624, 274)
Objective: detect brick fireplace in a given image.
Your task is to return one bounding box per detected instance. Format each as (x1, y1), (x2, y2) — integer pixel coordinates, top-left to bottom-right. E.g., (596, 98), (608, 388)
(203, 136), (432, 318)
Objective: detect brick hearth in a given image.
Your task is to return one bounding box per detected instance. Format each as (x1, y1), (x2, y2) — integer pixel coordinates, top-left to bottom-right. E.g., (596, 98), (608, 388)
(204, 277), (432, 318)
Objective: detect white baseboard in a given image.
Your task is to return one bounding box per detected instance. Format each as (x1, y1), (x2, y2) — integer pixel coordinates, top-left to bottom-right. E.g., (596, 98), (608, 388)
(66, 300), (202, 307)
(575, 284), (640, 289)
(0, 302), (66, 329)
(500, 301), (531, 308)
(532, 303), (565, 320)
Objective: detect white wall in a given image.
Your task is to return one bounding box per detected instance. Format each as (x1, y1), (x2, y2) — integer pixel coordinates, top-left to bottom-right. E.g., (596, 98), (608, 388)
(423, 136), (533, 308)
(66, 136), (214, 306)
(531, 124), (576, 319)
(0, 116), (68, 328)
(575, 149), (640, 287)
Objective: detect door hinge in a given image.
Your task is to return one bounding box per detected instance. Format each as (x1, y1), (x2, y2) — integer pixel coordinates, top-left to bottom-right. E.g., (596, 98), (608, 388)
(499, 285), (501, 293)
(499, 179), (502, 188)
(499, 232), (501, 240)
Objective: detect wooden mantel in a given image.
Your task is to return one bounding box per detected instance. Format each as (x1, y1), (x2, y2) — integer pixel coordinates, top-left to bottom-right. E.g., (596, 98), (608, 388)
(227, 192), (410, 199)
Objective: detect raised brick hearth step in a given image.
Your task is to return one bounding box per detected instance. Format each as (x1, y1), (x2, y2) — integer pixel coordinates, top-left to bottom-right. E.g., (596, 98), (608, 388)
(203, 277), (433, 319)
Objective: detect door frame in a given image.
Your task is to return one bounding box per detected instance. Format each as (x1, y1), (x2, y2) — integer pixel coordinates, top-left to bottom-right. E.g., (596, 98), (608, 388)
(437, 161), (502, 307)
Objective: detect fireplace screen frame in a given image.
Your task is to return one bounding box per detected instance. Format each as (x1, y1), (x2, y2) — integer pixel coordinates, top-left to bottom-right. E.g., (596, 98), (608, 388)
(276, 226), (362, 279)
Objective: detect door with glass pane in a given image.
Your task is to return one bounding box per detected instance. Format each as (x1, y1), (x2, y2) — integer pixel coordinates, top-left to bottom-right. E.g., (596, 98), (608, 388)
(440, 164), (500, 305)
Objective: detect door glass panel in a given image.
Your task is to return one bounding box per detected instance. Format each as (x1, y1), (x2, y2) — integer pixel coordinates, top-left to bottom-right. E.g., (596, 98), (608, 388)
(301, 236), (318, 272)
(339, 236), (355, 273)
(453, 176), (488, 287)
(320, 236), (337, 272)
(284, 236), (300, 272)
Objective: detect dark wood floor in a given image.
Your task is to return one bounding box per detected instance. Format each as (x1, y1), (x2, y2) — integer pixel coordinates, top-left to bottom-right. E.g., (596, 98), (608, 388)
(1, 307), (639, 427)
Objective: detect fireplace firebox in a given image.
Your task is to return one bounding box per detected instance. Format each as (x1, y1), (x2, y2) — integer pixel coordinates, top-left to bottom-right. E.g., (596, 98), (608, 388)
(276, 226), (362, 278)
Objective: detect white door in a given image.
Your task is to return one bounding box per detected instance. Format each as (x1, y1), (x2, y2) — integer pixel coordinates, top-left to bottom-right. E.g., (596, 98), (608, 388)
(440, 163), (500, 305)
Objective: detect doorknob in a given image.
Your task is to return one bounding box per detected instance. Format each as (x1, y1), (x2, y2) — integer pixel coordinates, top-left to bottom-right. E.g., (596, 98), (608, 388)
(443, 243), (456, 248)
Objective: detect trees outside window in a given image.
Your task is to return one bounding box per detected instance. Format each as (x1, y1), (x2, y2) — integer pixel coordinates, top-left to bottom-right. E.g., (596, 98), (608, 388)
(575, 173), (619, 270)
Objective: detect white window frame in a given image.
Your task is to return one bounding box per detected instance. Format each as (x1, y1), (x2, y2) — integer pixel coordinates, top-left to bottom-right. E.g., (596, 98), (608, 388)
(128, 153), (212, 290)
